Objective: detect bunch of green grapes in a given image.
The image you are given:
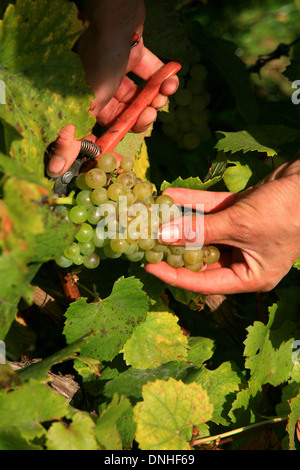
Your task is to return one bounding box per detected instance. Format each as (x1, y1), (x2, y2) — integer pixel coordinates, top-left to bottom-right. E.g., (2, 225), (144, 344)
(159, 59), (211, 151)
(54, 152), (220, 270)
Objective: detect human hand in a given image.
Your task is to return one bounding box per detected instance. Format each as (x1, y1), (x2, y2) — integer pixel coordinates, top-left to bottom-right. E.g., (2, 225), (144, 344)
(145, 160), (300, 294)
(47, 0), (179, 177)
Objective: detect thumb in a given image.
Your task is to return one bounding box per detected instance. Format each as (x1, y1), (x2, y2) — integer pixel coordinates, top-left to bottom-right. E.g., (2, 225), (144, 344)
(47, 124), (82, 177)
(157, 210), (233, 247)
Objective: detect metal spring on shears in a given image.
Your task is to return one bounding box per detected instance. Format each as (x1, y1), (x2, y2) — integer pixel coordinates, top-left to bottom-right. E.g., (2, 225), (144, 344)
(80, 139), (100, 159)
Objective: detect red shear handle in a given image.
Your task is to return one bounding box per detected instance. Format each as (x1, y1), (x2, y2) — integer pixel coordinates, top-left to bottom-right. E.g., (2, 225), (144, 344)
(95, 61), (181, 156)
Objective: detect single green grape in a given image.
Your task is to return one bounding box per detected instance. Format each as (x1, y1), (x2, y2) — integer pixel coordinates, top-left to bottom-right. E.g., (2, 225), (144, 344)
(97, 153), (117, 173)
(83, 252), (100, 269)
(183, 248), (203, 265)
(73, 254), (84, 265)
(185, 261), (203, 272)
(92, 228), (109, 248)
(107, 182), (127, 201)
(64, 242), (81, 260)
(75, 223), (94, 242)
(167, 254), (184, 268)
(126, 251), (145, 262)
(202, 245), (220, 264)
(78, 240), (95, 255)
(174, 88), (193, 107)
(69, 205), (87, 224)
(169, 246), (185, 255)
(138, 238), (155, 251)
(87, 206), (101, 225)
(181, 132), (201, 150)
(133, 181), (153, 201)
(85, 168), (107, 189)
(90, 187), (108, 205)
(75, 190), (92, 207)
(120, 157), (134, 171)
(55, 254), (73, 268)
(116, 170), (136, 189)
(156, 194), (174, 206)
(110, 237), (130, 254)
(145, 250), (164, 263)
(75, 172), (90, 190)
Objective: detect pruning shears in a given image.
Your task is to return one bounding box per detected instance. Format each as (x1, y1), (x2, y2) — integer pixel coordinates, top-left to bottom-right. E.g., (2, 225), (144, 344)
(53, 61), (181, 196)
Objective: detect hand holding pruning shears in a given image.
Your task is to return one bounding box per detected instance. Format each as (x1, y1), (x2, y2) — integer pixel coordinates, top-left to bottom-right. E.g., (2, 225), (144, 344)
(47, 0), (179, 178)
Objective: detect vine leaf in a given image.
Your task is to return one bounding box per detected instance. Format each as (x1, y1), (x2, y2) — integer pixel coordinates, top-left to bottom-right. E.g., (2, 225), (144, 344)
(63, 277), (149, 362)
(243, 302), (299, 395)
(133, 377), (213, 450)
(161, 175), (220, 192)
(0, 0), (95, 175)
(0, 380), (70, 442)
(94, 394), (132, 450)
(122, 310), (188, 369)
(215, 125), (300, 157)
(46, 412), (98, 451)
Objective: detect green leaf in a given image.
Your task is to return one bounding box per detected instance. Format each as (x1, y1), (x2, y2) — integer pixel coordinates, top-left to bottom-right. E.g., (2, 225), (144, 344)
(122, 310), (188, 369)
(0, 428), (41, 450)
(133, 377), (213, 450)
(0, 363), (21, 389)
(223, 159), (253, 192)
(216, 126), (300, 157)
(287, 393), (300, 450)
(244, 303), (299, 395)
(103, 362), (192, 401)
(94, 394), (132, 450)
(186, 337), (215, 367)
(161, 175), (220, 192)
(63, 277), (149, 362)
(0, 0), (95, 175)
(46, 412), (98, 450)
(0, 380), (70, 440)
(193, 362), (244, 425)
(293, 258), (300, 270)
(18, 334), (95, 382)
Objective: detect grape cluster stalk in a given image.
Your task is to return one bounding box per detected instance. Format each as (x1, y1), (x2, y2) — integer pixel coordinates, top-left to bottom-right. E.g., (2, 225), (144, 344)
(54, 153), (220, 270)
(159, 58), (211, 150)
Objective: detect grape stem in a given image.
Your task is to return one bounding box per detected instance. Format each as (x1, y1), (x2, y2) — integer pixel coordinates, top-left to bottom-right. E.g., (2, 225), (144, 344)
(54, 190), (76, 206)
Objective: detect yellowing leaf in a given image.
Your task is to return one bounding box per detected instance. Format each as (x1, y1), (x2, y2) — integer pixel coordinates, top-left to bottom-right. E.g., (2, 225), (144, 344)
(133, 140), (150, 182)
(133, 378), (213, 450)
(122, 311), (188, 369)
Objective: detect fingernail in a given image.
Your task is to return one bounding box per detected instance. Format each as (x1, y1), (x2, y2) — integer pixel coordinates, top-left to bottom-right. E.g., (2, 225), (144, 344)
(47, 155), (65, 177)
(159, 224), (181, 243)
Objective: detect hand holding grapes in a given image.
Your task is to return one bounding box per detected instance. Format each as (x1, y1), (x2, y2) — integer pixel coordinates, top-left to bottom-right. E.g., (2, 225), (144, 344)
(47, 0), (178, 177)
(145, 160), (300, 294)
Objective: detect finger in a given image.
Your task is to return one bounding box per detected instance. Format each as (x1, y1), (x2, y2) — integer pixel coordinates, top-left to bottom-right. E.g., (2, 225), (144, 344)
(131, 47), (179, 94)
(163, 188), (237, 213)
(132, 106), (157, 133)
(47, 124), (81, 177)
(145, 261), (250, 295)
(157, 210), (233, 246)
